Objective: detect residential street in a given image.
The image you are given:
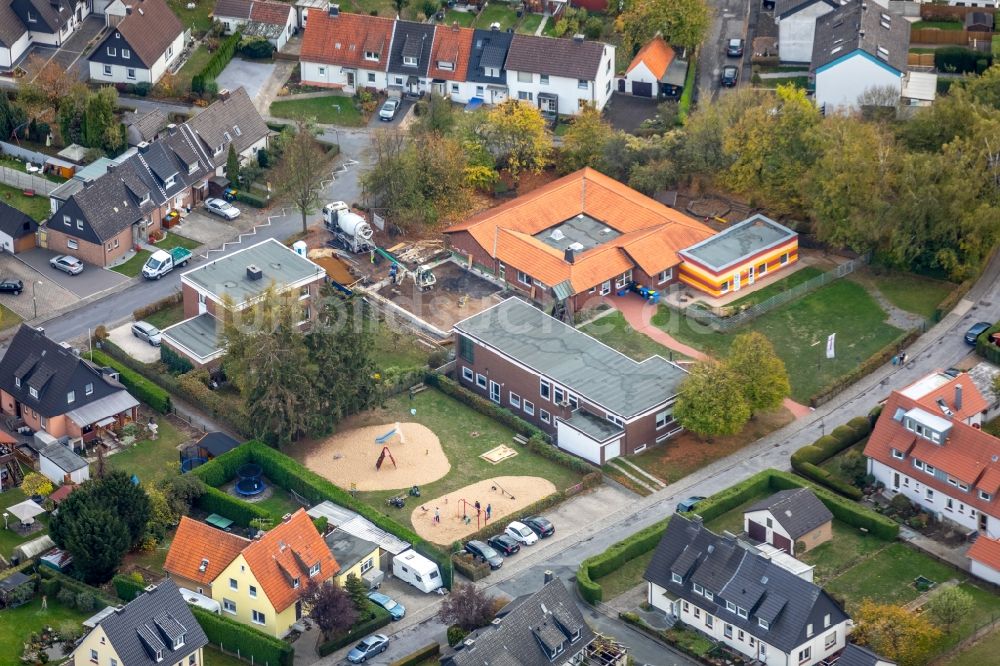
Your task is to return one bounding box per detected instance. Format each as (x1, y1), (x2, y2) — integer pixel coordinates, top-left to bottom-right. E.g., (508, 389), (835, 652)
(699, 0), (752, 100)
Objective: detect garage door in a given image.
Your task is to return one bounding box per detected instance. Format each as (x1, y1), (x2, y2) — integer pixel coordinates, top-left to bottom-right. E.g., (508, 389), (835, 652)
(773, 533), (793, 554)
(631, 81), (653, 97)
(747, 520), (766, 542)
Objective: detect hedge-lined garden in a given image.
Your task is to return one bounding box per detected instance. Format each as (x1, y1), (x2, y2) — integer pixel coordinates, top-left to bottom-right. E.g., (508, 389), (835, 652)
(193, 606), (294, 666)
(790, 415), (872, 499)
(87, 349), (172, 413)
(577, 517), (670, 604)
(192, 32), (242, 95)
(317, 601), (392, 656)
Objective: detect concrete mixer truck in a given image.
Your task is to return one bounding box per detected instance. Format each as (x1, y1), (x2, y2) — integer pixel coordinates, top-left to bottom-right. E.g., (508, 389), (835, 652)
(323, 201), (374, 253)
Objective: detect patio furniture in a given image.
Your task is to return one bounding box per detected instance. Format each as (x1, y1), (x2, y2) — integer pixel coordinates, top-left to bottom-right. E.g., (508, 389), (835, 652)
(205, 513), (234, 531)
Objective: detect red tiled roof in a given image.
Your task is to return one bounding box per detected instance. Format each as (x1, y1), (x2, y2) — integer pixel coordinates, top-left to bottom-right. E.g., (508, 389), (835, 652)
(626, 37), (675, 80)
(865, 378), (1000, 517)
(969, 535), (1000, 571)
(0, 430), (15, 444)
(428, 24), (473, 81)
(913, 374), (989, 423)
(164, 517), (249, 586)
(250, 0), (294, 25)
(300, 10), (395, 70)
(241, 509), (340, 613)
(445, 168), (714, 294)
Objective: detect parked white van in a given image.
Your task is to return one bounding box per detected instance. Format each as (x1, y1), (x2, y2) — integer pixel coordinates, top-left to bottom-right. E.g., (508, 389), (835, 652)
(391, 550), (442, 593)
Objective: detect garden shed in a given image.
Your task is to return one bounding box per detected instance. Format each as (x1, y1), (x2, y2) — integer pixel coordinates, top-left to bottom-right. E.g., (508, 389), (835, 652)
(0, 571), (33, 608)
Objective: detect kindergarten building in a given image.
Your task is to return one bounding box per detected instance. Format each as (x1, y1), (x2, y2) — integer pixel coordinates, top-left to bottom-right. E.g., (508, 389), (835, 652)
(445, 169), (799, 314)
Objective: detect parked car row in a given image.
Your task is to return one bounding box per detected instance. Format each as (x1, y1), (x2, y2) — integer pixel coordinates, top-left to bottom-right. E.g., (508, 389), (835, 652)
(464, 516), (555, 571)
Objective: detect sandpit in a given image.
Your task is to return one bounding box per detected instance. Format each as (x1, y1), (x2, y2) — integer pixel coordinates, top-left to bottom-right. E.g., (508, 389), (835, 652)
(299, 422), (450, 491)
(411, 476), (557, 545)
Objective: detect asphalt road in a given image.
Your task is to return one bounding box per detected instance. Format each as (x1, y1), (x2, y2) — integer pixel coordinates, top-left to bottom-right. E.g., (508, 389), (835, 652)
(699, 0), (752, 100)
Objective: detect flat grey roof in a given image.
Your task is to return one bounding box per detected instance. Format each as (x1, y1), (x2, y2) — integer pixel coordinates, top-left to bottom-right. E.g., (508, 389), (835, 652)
(181, 238), (325, 306)
(454, 298), (687, 418)
(561, 410), (623, 442)
(40, 442), (87, 473)
(325, 528), (378, 571)
(162, 313), (223, 363)
(679, 214), (796, 272)
(534, 213), (620, 253)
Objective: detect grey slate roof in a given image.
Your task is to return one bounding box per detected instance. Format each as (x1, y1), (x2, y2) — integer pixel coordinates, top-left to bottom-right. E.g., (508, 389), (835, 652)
(10, 0), (75, 36)
(388, 20), (435, 77)
(745, 488), (833, 539)
(645, 516), (849, 653)
(839, 643), (895, 666)
(324, 528), (378, 571)
(505, 34), (607, 81)
(214, 0), (252, 18)
(40, 442), (87, 473)
(183, 87), (271, 170)
(0, 200), (37, 238)
(81, 580), (208, 666)
(0, 2), (28, 50)
(468, 28), (513, 85)
(0, 326), (132, 419)
(454, 298), (687, 418)
(124, 108), (169, 144)
(442, 579), (594, 666)
(811, 0), (910, 74)
(774, 0), (838, 20)
(196, 431), (241, 457)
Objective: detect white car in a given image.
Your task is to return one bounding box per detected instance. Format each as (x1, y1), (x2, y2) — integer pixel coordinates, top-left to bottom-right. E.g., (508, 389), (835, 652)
(506, 520), (539, 546)
(379, 98), (401, 121)
(205, 198), (241, 220)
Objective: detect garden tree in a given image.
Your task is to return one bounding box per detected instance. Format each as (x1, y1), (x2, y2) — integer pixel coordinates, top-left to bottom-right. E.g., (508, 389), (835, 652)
(414, 93), (457, 135)
(90, 469), (152, 547)
(57, 83), (89, 146)
(468, 99), (552, 184)
(20, 472), (53, 497)
(673, 361), (751, 437)
(725, 332), (790, 412)
(28, 59), (77, 108)
(926, 586), (974, 634)
(306, 582), (358, 637)
(344, 573), (369, 611)
(674, 87), (758, 181)
(617, 0), (711, 53)
(56, 504), (130, 584)
(144, 485), (177, 542)
(807, 117), (900, 253)
(722, 84), (820, 216)
(225, 144), (240, 184)
(275, 121), (328, 233)
(853, 600), (941, 666)
(627, 158), (677, 195)
(0, 92), (27, 142)
(558, 105), (615, 173)
(437, 582), (496, 631)
(162, 474), (204, 517)
(83, 86), (126, 154)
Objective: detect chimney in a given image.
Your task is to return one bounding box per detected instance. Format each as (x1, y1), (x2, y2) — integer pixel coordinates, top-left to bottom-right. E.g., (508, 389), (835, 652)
(452, 20), (459, 31)
(137, 141), (150, 153)
(246, 264), (263, 280)
(218, 88), (231, 101)
(956, 384), (963, 411)
(328, 2), (339, 16)
(573, 33), (585, 42)
(107, 162), (118, 173)
(125, 5), (132, 14)
(543, 570), (554, 584)
(563, 247), (575, 264)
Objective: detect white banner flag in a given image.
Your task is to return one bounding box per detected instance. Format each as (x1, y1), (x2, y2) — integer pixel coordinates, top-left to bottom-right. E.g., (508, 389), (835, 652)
(826, 333), (836, 359)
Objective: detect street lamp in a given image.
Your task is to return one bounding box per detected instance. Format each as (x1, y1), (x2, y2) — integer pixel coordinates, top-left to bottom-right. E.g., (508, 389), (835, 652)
(31, 280), (42, 320)
(3, 512), (8, 530)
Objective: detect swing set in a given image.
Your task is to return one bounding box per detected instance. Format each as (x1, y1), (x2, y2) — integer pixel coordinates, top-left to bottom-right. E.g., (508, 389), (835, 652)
(457, 499), (488, 529)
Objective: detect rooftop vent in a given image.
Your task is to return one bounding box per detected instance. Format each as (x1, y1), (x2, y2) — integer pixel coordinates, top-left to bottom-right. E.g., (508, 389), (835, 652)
(246, 264), (263, 281)
(218, 89), (231, 101)
(490, 22), (501, 30)
(198, 558), (209, 573)
(137, 141), (150, 152)
(573, 33), (585, 42)
(328, 2), (339, 16)
(549, 229), (565, 241)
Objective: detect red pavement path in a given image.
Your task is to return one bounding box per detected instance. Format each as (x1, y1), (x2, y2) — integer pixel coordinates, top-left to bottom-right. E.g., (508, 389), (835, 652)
(605, 294), (813, 419)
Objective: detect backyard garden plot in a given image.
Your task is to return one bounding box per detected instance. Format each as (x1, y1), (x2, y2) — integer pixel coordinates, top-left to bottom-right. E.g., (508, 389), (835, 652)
(0, 597), (90, 666)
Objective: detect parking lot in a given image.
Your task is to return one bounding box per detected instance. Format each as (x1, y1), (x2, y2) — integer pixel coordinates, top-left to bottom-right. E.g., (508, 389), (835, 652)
(108, 322), (161, 363)
(168, 210), (236, 251)
(216, 59), (278, 102)
(0, 253), (78, 320)
(17, 248), (129, 298)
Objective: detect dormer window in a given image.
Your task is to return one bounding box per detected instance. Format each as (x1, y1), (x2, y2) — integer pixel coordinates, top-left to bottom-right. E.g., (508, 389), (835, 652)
(737, 606), (748, 619)
(188, 162), (198, 174)
(155, 649), (162, 663)
(29, 387), (38, 399)
(67, 391), (75, 404)
(486, 67), (499, 77)
(293, 577), (300, 588)
(215, 144), (224, 155)
(85, 382), (93, 395)
(981, 490), (993, 501)
(726, 600), (737, 613)
(140, 192), (150, 205)
(892, 448), (904, 460)
(693, 583), (704, 595)
(364, 50), (379, 61)
(14, 378), (20, 388)
(705, 590), (713, 601)
(26, 10), (36, 21)
(671, 572), (682, 584)
(164, 175), (175, 188)
(174, 635), (185, 649)
(309, 563), (321, 577)
(759, 618), (769, 630)
(438, 60), (454, 71)
(403, 56), (417, 67)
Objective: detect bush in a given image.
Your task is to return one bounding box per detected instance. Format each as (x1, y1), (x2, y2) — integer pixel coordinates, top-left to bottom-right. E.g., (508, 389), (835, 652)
(830, 425), (858, 447)
(847, 416), (872, 437)
(235, 190), (268, 208)
(257, 148), (271, 168)
(192, 606), (294, 666)
(86, 349), (172, 413)
(75, 591), (95, 612)
(161, 345), (194, 375)
(577, 517), (670, 603)
(447, 625), (469, 647)
(391, 643), (440, 666)
(453, 552), (491, 581)
(976, 323), (1000, 364)
(37, 568), (117, 608)
(317, 602), (392, 655)
(56, 588), (76, 608)
(934, 47), (991, 74)
(583, 17), (603, 39)
(113, 574), (146, 602)
(240, 37), (274, 59)
(134, 82), (151, 97)
(39, 577), (60, 597)
(790, 416), (871, 498)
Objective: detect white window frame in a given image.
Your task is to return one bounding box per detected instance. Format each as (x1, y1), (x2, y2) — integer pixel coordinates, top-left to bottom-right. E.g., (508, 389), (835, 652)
(229, 578), (238, 590)
(107, 47), (116, 57)
(577, 79), (588, 89)
(67, 391), (75, 404)
(540, 74), (549, 85)
(523, 400), (535, 416)
(509, 392), (521, 408)
(518, 271), (531, 285)
(126, 68), (136, 80)
(476, 373), (488, 389)
(671, 572), (682, 583)
(252, 610), (266, 625)
(29, 387), (38, 399)
(540, 379), (551, 400)
(223, 599), (236, 614)
(462, 366), (474, 382)
(892, 448), (904, 460)
(103, 64), (112, 76)
(656, 410), (670, 430)
(365, 51), (379, 61)
(517, 71), (532, 82)
(554, 387), (565, 404)
(824, 631), (836, 649)
(122, 48), (130, 59)
(780, 253), (790, 265)
(249, 585), (257, 598)
(658, 268), (673, 284)
(67, 239), (79, 250)
(540, 409), (551, 424)
(980, 490), (992, 501)
(403, 55), (417, 67)
(758, 618), (769, 630)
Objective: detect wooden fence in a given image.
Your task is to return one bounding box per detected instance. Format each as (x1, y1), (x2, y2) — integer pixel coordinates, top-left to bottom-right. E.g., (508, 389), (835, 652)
(922, 4), (996, 21)
(911, 28), (992, 44)
(908, 52), (935, 67)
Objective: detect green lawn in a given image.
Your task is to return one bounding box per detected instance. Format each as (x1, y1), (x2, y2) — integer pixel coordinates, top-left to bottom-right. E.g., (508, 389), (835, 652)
(0, 597), (90, 663)
(724, 266), (824, 310)
(946, 625), (1000, 666)
(254, 485), (302, 521)
(205, 646), (253, 666)
(935, 582), (1000, 655)
(374, 325), (430, 369)
(758, 76), (811, 90)
(111, 250), (152, 277)
(335, 0), (411, 19)
(913, 20), (964, 30)
(542, 16), (558, 37)
(443, 9), (476, 27)
(474, 4), (519, 30)
(868, 271), (956, 320)
(656, 279), (904, 403)
(158, 232), (201, 252)
(104, 416), (191, 484)
(825, 542), (957, 611)
(174, 44), (212, 93)
(0, 486), (50, 561)
(798, 520), (889, 586)
(517, 13), (543, 34)
(703, 490), (771, 536)
(0, 155), (65, 183)
(594, 550), (655, 599)
(143, 302), (186, 330)
(316, 389), (586, 532)
(580, 311), (687, 362)
(168, 0), (215, 32)
(0, 183), (50, 221)
(0, 304), (23, 331)
(269, 95), (366, 126)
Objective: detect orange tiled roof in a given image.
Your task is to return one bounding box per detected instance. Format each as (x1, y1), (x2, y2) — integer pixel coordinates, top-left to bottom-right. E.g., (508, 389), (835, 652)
(969, 535), (1000, 571)
(626, 37), (675, 80)
(241, 509), (340, 613)
(865, 380), (1000, 516)
(428, 24), (473, 81)
(913, 374), (989, 423)
(445, 168), (714, 292)
(300, 11), (395, 70)
(164, 517), (249, 586)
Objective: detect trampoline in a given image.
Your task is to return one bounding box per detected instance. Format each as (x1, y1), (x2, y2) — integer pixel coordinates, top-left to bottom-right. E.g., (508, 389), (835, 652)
(180, 457), (207, 473)
(179, 444), (208, 473)
(235, 463), (266, 497)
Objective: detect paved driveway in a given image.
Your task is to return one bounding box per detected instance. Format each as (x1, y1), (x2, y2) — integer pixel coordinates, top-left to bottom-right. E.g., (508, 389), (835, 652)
(603, 93), (658, 133)
(108, 322), (160, 363)
(0, 253), (77, 320)
(18, 248), (129, 299)
(699, 0), (751, 100)
(216, 58), (278, 101)
(25, 15), (105, 81)
(368, 99), (414, 128)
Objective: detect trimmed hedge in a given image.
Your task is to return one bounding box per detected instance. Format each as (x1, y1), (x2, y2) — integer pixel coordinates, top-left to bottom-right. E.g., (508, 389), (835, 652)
(934, 46), (992, 73)
(577, 517), (670, 604)
(677, 53), (698, 123)
(317, 602), (392, 656)
(790, 415), (871, 500)
(235, 190), (268, 208)
(686, 472), (772, 524)
(36, 568), (118, 607)
(87, 349), (172, 413)
(192, 441), (454, 588)
(199, 32), (241, 83)
(192, 606), (294, 666)
(976, 322), (1000, 364)
(391, 643), (440, 666)
(112, 574), (146, 601)
(452, 553), (492, 581)
(133, 291), (182, 321)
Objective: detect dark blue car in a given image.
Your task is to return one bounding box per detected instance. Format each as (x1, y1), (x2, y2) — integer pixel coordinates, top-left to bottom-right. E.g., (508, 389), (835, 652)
(966, 321), (992, 345)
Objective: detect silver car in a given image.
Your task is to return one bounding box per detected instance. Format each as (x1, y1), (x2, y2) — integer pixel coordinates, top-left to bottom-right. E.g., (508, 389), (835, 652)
(205, 198), (241, 220)
(131, 321), (162, 346)
(379, 98), (401, 121)
(49, 255), (84, 275)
